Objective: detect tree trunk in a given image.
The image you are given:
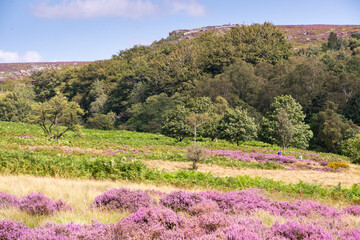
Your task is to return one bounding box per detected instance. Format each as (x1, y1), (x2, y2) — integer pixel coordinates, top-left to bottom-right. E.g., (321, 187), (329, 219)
(194, 125), (197, 143)
(192, 160), (198, 170)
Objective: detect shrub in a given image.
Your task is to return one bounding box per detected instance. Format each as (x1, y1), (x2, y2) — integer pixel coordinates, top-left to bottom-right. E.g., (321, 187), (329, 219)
(91, 188), (156, 212)
(342, 205), (360, 216)
(271, 221), (335, 240)
(326, 161), (349, 170)
(186, 144), (208, 170)
(0, 191), (20, 208)
(188, 200), (220, 215)
(0, 220), (29, 240)
(160, 191), (204, 212)
(113, 207), (184, 239)
(19, 192), (71, 216)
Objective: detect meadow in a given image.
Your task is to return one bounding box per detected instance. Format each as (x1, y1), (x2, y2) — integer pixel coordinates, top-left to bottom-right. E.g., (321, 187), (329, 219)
(1, 120), (360, 239)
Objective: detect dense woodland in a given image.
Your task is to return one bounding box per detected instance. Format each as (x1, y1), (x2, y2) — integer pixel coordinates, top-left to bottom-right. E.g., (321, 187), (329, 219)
(1, 23), (360, 159)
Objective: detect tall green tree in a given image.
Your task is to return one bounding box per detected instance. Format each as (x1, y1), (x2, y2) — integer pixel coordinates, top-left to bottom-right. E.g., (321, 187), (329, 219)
(0, 85), (35, 122)
(342, 133), (360, 164)
(28, 94), (84, 140)
(218, 107), (258, 146)
(127, 93), (183, 133)
(186, 97), (212, 142)
(263, 95), (313, 149)
(228, 23), (292, 64)
(201, 96), (229, 141)
(325, 32), (344, 51)
(311, 101), (357, 153)
(161, 105), (191, 142)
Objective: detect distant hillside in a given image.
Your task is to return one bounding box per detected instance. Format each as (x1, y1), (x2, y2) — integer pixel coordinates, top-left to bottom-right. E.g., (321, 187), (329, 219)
(166, 24), (360, 49)
(0, 61), (88, 86)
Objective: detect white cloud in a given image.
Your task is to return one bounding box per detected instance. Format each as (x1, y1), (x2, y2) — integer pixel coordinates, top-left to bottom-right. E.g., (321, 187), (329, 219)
(0, 50), (20, 63)
(31, 0), (207, 19)
(23, 51), (43, 62)
(32, 0), (159, 19)
(166, 0), (207, 17)
(0, 50), (42, 63)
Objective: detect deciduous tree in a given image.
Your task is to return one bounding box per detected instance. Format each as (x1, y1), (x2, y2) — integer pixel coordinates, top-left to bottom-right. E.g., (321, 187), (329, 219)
(28, 94), (84, 140)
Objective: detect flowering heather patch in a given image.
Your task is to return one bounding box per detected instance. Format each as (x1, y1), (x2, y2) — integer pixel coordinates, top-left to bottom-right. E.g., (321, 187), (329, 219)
(0, 220), (112, 240)
(271, 221), (335, 240)
(2, 187), (360, 239)
(161, 189), (343, 218)
(113, 207), (184, 239)
(0, 220), (30, 240)
(0, 191), (20, 208)
(160, 190), (204, 211)
(342, 205), (360, 216)
(19, 192), (71, 216)
(206, 149), (344, 172)
(91, 188), (156, 212)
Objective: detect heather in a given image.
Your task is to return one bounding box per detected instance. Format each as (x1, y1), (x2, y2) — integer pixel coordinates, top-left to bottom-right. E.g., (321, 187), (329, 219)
(0, 192), (20, 209)
(19, 192), (72, 216)
(1, 188), (360, 239)
(91, 188), (156, 212)
(0, 191), (71, 216)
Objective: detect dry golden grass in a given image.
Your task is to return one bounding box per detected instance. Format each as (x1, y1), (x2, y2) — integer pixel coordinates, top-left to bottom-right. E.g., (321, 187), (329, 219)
(144, 160), (360, 187)
(0, 175), (203, 227)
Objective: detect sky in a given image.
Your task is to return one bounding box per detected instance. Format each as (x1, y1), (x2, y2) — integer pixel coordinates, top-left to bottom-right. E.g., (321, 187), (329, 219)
(0, 0), (359, 63)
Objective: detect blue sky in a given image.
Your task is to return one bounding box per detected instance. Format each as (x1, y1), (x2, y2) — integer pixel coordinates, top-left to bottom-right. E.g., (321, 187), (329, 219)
(0, 0), (359, 63)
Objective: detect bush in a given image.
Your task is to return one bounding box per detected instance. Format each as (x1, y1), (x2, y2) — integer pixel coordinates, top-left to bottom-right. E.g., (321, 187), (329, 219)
(91, 188), (156, 212)
(113, 207), (184, 239)
(160, 191), (204, 212)
(0, 191), (20, 209)
(19, 192), (71, 216)
(186, 144), (208, 170)
(0, 220), (29, 240)
(326, 161), (349, 170)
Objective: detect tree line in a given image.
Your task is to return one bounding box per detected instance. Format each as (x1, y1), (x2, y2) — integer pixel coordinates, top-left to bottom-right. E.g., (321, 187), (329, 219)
(0, 23), (359, 161)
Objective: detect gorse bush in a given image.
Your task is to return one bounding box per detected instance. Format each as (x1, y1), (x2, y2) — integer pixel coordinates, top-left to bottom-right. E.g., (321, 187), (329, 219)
(326, 161), (350, 170)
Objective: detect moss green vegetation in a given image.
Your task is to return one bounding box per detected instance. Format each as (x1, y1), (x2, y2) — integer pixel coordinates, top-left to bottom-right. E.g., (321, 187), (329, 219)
(0, 149), (359, 204)
(0, 121), (359, 205)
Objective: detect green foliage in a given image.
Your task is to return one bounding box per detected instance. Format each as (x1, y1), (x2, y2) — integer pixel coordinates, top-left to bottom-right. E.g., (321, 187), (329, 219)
(342, 134), (360, 164)
(264, 95), (313, 149)
(86, 112), (116, 130)
(311, 101), (357, 153)
(88, 79), (108, 115)
(28, 94), (84, 140)
(0, 85), (35, 122)
(218, 107), (258, 146)
(162, 105), (192, 142)
(228, 23), (292, 64)
(324, 32), (345, 51)
(0, 149), (359, 203)
(22, 23), (360, 154)
(186, 97), (212, 142)
(127, 93), (183, 133)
